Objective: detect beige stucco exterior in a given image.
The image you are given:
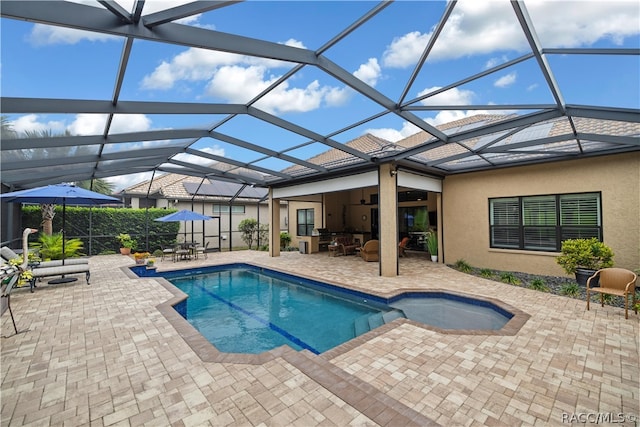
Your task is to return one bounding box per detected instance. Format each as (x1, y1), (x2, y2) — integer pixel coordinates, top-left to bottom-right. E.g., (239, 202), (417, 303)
(442, 152), (640, 276)
(271, 153), (638, 278)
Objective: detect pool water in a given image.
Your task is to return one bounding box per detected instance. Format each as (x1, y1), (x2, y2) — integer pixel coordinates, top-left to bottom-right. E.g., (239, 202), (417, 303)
(161, 264), (513, 355)
(168, 268), (394, 354)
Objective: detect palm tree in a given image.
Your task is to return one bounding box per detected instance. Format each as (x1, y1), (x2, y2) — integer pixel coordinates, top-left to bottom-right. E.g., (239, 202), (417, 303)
(74, 179), (114, 196)
(5, 125), (101, 234)
(1, 116), (17, 139)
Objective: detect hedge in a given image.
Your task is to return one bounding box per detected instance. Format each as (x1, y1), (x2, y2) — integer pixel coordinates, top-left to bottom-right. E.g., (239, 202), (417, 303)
(21, 206), (180, 255)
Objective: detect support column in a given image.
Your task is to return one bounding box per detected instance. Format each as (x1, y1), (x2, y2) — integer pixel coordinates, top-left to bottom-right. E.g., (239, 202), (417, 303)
(379, 163), (398, 277)
(435, 192), (442, 263)
(269, 189), (280, 257)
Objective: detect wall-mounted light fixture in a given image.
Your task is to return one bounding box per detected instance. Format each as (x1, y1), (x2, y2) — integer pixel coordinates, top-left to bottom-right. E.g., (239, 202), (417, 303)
(389, 169), (397, 177)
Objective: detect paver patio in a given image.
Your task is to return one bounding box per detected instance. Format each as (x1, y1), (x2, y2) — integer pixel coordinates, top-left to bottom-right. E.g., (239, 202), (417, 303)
(2, 251), (638, 426)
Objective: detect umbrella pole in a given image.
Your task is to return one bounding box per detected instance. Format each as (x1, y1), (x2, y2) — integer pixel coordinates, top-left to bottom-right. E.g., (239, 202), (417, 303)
(49, 201), (77, 285)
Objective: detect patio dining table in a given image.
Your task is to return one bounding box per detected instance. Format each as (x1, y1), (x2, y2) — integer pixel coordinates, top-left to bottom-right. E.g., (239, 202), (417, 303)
(175, 242), (198, 261)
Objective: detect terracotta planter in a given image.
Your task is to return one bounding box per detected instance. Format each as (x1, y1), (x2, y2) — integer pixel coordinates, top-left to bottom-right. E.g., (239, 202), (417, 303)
(120, 247), (131, 255)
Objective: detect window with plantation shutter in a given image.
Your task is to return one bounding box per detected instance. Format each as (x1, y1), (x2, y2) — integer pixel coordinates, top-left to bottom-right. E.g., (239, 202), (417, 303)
(522, 196), (556, 250)
(560, 193), (601, 240)
(489, 192), (601, 251)
(490, 198), (520, 248)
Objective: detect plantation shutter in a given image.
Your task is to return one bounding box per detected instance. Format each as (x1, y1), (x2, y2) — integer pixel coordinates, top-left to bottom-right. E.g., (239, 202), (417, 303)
(490, 198), (520, 248)
(522, 196), (556, 250)
(560, 193), (600, 240)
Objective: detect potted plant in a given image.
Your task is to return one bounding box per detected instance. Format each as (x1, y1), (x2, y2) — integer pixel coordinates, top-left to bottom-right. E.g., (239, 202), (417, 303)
(133, 251), (150, 264)
(280, 232), (292, 250)
(426, 231), (438, 262)
(556, 238), (614, 286)
(116, 233), (136, 255)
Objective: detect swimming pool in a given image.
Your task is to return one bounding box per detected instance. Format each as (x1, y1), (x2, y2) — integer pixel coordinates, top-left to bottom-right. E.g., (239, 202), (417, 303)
(166, 266), (401, 354)
(155, 264), (514, 355)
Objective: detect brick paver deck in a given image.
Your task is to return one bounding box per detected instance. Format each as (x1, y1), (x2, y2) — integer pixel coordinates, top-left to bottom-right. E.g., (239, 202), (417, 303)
(2, 251), (638, 426)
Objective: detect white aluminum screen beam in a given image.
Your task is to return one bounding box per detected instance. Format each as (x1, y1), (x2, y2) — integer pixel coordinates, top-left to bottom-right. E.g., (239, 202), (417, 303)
(273, 171), (378, 199)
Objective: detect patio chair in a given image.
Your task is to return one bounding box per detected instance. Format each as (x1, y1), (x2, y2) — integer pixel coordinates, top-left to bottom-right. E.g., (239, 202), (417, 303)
(586, 268), (637, 319)
(161, 245), (175, 262)
(361, 240), (379, 262)
(195, 241), (209, 259)
(398, 237), (410, 257)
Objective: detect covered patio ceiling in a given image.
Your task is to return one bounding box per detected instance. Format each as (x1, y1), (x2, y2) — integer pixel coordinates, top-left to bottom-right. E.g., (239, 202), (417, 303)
(1, 1), (638, 191)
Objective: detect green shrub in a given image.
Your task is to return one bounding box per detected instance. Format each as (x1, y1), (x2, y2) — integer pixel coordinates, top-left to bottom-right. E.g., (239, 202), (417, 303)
(500, 272), (521, 285)
(22, 206), (180, 255)
(30, 232), (84, 260)
(556, 238), (614, 274)
(560, 282), (580, 297)
(529, 278), (549, 292)
(280, 232), (292, 249)
(480, 268), (494, 278)
(454, 259), (472, 273)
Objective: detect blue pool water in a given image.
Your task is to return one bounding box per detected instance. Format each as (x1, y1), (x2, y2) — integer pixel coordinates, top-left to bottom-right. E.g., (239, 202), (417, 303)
(159, 264), (512, 354)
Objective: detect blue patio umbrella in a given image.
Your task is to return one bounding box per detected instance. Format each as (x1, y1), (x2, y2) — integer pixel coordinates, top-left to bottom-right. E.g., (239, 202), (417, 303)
(154, 209), (211, 242)
(1, 184), (120, 282)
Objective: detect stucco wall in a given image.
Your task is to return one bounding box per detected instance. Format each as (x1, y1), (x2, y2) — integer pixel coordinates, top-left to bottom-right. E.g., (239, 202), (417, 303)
(442, 153), (640, 276)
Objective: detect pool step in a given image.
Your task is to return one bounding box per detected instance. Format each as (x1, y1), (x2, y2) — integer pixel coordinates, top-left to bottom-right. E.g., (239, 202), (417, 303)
(382, 310), (404, 324)
(354, 310), (405, 337)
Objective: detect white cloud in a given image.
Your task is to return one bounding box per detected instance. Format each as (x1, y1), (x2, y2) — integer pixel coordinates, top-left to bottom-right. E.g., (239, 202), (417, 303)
(28, 1), (212, 45)
(173, 145), (225, 166)
(10, 114), (66, 135)
(107, 172), (154, 192)
(254, 80), (327, 114)
(353, 58), (382, 87)
(9, 112), (154, 139)
(141, 49), (244, 90)
(381, 1), (639, 67)
(324, 86), (351, 107)
(29, 25), (118, 46)
(205, 65), (276, 103)
(365, 121), (421, 143)
(494, 72), (517, 88)
(485, 55), (510, 69)
(424, 110), (485, 127)
(527, 83), (539, 92)
(382, 31), (429, 68)
(417, 86), (475, 106)
(142, 38), (346, 114)
(67, 114), (152, 135)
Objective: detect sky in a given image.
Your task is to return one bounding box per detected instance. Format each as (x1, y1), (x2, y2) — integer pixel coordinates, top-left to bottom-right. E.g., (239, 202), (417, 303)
(2, 0), (639, 191)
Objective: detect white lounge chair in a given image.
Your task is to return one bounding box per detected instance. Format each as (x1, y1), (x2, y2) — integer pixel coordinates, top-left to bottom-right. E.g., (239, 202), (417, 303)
(1, 246), (90, 292)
